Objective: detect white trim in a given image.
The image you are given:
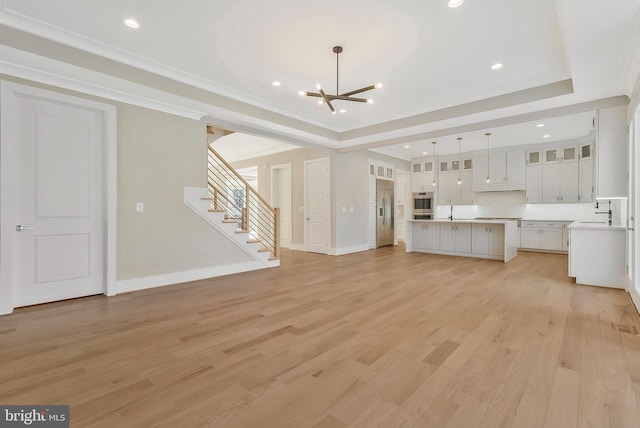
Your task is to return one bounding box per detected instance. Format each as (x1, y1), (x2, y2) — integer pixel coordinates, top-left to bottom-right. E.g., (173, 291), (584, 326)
(270, 163), (292, 249)
(328, 245), (370, 256)
(289, 244), (306, 252)
(0, 81), (117, 314)
(115, 261), (266, 295)
(629, 287), (640, 316)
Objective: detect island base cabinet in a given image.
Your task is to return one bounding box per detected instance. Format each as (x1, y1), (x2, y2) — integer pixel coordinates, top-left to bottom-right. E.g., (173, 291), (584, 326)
(472, 224), (505, 256)
(409, 220), (517, 262)
(440, 223), (471, 253)
(412, 223), (440, 251)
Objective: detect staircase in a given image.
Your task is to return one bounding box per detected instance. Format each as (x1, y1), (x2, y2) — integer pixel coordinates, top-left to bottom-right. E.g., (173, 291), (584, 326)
(183, 127), (280, 268)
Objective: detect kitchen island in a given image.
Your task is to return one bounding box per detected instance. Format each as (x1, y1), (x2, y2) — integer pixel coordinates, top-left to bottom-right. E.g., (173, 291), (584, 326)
(568, 221), (627, 288)
(407, 219), (519, 262)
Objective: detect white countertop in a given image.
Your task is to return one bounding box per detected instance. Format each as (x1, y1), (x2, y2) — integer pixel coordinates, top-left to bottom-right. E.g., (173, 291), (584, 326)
(409, 218), (518, 225)
(568, 221), (627, 231)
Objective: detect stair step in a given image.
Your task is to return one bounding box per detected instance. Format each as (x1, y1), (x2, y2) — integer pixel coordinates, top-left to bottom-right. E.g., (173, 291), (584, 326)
(258, 247), (271, 253)
(201, 197), (213, 201)
(222, 219), (239, 223)
(247, 239), (261, 244)
(235, 230), (249, 234)
(268, 257), (279, 261)
(208, 209), (225, 213)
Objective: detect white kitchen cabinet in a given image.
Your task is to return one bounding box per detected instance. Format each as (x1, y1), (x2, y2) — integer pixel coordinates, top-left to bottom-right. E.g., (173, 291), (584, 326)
(438, 160), (451, 205)
(542, 163), (561, 203)
(440, 223), (471, 253)
(519, 221), (565, 252)
(526, 164), (543, 203)
(472, 149), (525, 192)
(411, 158), (435, 192)
(542, 150), (579, 203)
(562, 222), (570, 251)
(568, 222), (626, 288)
(409, 220), (518, 262)
(412, 222), (440, 250)
(560, 161), (579, 202)
(472, 224), (505, 256)
(579, 158), (593, 202)
(596, 106), (627, 198)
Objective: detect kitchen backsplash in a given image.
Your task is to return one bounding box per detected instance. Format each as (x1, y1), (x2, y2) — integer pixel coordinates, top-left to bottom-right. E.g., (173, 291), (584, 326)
(433, 191), (627, 225)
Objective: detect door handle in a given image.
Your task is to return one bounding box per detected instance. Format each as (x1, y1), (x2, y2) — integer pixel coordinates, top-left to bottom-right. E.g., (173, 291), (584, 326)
(16, 225), (35, 232)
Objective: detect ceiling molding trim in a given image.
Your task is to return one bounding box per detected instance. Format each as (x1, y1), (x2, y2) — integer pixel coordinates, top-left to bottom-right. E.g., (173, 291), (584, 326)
(0, 51), (206, 120)
(337, 95), (629, 153)
(0, 14), (337, 133)
(201, 115), (337, 154)
(338, 79), (575, 141)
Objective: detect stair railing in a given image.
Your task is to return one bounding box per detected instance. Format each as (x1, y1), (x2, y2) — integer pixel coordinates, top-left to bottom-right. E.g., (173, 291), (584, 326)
(207, 145), (280, 259)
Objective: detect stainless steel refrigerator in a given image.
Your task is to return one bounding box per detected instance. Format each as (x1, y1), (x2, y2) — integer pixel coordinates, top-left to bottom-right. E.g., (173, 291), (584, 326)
(376, 179), (394, 247)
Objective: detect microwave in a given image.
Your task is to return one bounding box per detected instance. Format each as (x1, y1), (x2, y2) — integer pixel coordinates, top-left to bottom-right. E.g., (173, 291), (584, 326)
(412, 192), (434, 214)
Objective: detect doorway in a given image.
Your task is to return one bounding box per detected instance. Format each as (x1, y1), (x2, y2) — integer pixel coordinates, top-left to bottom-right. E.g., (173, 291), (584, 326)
(271, 163), (292, 249)
(0, 82), (117, 314)
(304, 157), (330, 254)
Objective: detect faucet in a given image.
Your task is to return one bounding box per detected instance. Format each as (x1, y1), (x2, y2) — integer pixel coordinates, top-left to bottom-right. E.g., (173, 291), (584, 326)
(595, 200), (612, 225)
(448, 204), (454, 221)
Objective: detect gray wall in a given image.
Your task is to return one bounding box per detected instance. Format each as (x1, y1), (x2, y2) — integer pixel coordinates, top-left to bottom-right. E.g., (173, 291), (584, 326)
(232, 147), (332, 247)
(2, 75), (252, 281)
(233, 147), (409, 252)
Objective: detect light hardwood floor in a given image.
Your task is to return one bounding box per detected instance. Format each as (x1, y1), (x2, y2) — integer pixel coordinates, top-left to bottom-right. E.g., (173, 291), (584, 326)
(1, 246), (640, 427)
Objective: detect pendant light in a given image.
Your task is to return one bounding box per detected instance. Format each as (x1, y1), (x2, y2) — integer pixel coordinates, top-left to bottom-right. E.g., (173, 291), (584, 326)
(485, 132), (492, 183)
(457, 137), (462, 185)
(432, 141), (437, 186)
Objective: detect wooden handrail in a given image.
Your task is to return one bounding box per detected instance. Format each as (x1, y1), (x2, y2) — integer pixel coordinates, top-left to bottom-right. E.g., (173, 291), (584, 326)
(207, 144), (280, 259)
(208, 145), (275, 214)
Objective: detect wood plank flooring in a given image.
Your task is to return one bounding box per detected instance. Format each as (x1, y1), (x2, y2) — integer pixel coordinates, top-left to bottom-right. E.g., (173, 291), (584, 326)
(1, 246), (640, 427)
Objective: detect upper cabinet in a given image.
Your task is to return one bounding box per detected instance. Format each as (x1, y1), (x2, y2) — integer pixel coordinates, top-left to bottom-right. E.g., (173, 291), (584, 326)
(411, 156), (435, 192)
(525, 138), (594, 204)
(596, 106), (627, 198)
(438, 156), (474, 205)
(472, 149), (525, 192)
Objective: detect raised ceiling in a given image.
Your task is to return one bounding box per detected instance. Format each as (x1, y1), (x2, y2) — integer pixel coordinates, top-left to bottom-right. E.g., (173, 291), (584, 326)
(0, 0), (638, 152)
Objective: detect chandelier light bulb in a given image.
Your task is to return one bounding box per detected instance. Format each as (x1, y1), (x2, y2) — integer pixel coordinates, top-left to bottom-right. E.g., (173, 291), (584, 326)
(486, 176), (491, 183)
(375, 83), (383, 89)
(448, 0), (464, 8)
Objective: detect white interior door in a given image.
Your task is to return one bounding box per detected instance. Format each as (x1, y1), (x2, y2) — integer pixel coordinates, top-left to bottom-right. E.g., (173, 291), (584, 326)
(271, 164), (292, 249)
(2, 84), (106, 307)
(305, 157), (330, 254)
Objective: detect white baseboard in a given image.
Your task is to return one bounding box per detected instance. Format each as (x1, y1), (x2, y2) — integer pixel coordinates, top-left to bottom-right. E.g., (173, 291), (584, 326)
(328, 244), (370, 256)
(629, 287), (640, 316)
(289, 244), (306, 252)
(115, 261), (265, 294)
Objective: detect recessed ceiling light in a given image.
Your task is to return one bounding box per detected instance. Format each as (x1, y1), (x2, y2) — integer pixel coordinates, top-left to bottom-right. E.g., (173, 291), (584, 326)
(404, 145), (410, 149)
(367, 99), (374, 104)
(536, 123), (545, 127)
(491, 63), (503, 70)
(124, 18), (140, 29)
(422, 151), (428, 155)
(543, 134), (550, 138)
(298, 91), (306, 96)
(448, 0), (464, 7)
(339, 109), (347, 114)
(272, 81), (281, 87)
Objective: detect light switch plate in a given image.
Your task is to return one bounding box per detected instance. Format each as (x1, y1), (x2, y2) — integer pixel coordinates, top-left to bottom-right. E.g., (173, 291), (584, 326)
(136, 202), (144, 212)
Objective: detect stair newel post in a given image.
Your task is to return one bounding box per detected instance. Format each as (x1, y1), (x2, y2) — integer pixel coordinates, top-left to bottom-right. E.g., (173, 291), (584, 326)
(274, 207), (280, 258)
(244, 184), (250, 231)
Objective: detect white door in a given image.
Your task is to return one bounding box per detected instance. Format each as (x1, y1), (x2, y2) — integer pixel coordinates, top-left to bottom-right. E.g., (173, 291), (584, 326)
(271, 164), (292, 249)
(2, 84), (106, 307)
(305, 158), (330, 254)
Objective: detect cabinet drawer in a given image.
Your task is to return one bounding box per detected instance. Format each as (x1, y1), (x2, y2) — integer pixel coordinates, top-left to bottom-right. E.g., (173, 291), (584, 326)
(541, 221), (562, 229)
(521, 221), (540, 228)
